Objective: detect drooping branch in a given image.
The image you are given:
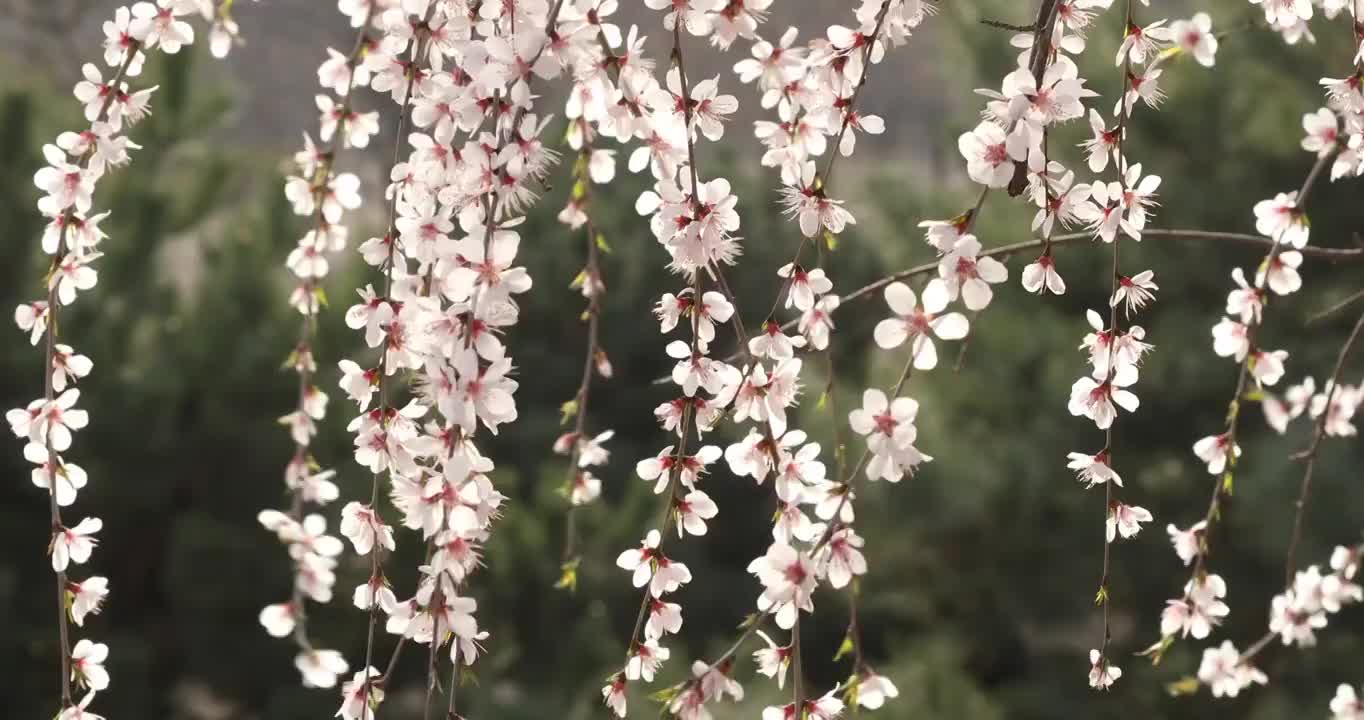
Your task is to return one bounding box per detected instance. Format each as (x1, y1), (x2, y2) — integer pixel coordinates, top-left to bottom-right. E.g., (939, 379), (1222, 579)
(38, 38), (144, 711)
(360, 35), (430, 720)
(1283, 309), (1364, 583)
(1152, 147), (1343, 668)
(753, 229), (1364, 356)
(262, 0), (376, 670)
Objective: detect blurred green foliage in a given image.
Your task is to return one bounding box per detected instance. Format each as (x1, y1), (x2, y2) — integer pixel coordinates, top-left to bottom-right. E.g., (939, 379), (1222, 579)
(3, 3), (1364, 719)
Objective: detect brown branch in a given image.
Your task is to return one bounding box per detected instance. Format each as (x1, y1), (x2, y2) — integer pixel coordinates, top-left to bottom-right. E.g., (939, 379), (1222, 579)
(618, 18), (709, 664)
(820, 0), (895, 190)
(446, 644), (460, 717)
(1027, 0), (1063, 84)
(832, 229), (1363, 323)
(41, 38), (144, 711)
(812, 345), (918, 553)
(663, 7), (899, 693)
(362, 24), (432, 718)
(979, 18), (1037, 32)
(559, 170), (605, 566)
(790, 614), (804, 712)
(557, 26), (621, 571)
(279, 2), (375, 660)
(662, 613), (770, 705)
(672, 230), (1364, 382)
(1283, 309), (1364, 583)
(1096, 0), (1138, 670)
(1238, 628), (1278, 663)
(682, 233), (1364, 381)
(1167, 149), (1340, 658)
(1308, 288), (1364, 324)
(652, 18), (906, 679)
(371, 1), (573, 702)
(682, 230), (1364, 387)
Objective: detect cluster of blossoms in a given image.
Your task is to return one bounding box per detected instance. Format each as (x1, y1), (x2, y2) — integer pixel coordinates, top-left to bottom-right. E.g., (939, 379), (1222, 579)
(1267, 545), (1362, 649)
(17, 0), (1364, 715)
(257, 0), (375, 689)
(1193, 639), (1270, 699)
(604, 0), (931, 717)
(1250, 0), (1364, 45)
(322, 0), (594, 713)
(1155, 1), (1364, 700)
(1260, 374), (1363, 437)
(604, 3), (746, 712)
(8, 2), (230, 717)
(1195, 543), (1361, 700)
(928, 0), (1222, 690)
(733, 3), (931, 715)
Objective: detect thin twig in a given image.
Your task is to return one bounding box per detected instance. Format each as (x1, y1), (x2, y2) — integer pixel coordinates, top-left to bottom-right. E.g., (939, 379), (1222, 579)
(370, 0), (572, 699)
(42, 37), (143, 712)
(1283, 310), (1364, 584)
(1095, 0), (1138, 674)
(979, 18), (1037, 32)
(812, 345), (918, 553)
(1168, 149), (1339, 649)
(769, 228), (1363, 355)
(1308, 289), (1364, 324)
(790, 616), (804, 712)
(559, 154), (606, 567)
(843, 229), (1363, 316)
(447, 644), (460, 718)
(362, 25), (431, 718)
(677, 231), (1364, 382)
(618, 18), (709, 663)
(279, 1), (376, 659)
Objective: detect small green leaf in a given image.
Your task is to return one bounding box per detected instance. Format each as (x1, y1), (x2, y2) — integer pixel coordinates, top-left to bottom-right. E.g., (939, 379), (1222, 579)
(841, 676), (862, 712)
(648, 683), (682, 704)
(832, 633), (855, 662)
(1156, 46), (1184, 62)
(596, 233), (612, 254)
(824, 230), (839, 251)
(1138, 634), (1175, 665)
(555, 558), (580, 592)
(1094, 585), (1109, 607)
(1165, 675), (1202, 697)
(560, 400), (579, 426)
(459, 666), (479, 688)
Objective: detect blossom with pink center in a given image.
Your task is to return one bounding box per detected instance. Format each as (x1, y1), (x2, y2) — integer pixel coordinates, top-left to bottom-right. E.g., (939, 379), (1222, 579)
(873, 279), (969, 370)
(937, 235), (1009, 310)
(1068, 364), (1140, 430)
(747, 542), (815, 629)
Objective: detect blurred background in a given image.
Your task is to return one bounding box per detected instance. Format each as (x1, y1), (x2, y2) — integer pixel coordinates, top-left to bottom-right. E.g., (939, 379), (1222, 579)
(2, 0), (1363, 718)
